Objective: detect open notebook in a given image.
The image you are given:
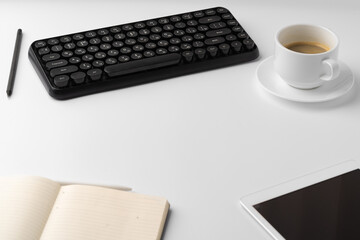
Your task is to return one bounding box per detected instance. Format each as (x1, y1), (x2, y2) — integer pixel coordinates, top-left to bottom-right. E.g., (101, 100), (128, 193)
(0, 176), (169, 240)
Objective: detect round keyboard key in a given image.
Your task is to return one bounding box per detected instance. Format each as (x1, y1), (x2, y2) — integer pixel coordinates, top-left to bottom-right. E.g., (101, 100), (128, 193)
(143, 50), (155, 58)
(195, 48), (206, 59)
(232, 26), (244, 33)
(114, 33), (126, 40)
(226, 35), (237, 41)
(145, 42), (156, 49)
(222, 13), (233, 20)
(175, 22), (186, 29)
(62, 51), (73, 58)
(112, 41), (124, 48)
(87, 69), (103, 81)
(217, 7), (228, 13)
(134, 22), (146, 29)
(182, 35), (193, 42)
(88, 46), (99, 53)
(95, 52), (107, 59)
(133, 45), (144, 51)
(231, 41), (242, 52)
(194, 33), (205, 40)
(243, 39), (255, 49)
(158, 18), (169, 24)
(60, 36), (72, 43)
(42, 53), (60, 62)
(38, 47), (50, 55)
(54, 75), (69, 87)
(150, 34), (161, 41)
(205, 9), (216, 15)
(197, 25), (209, 31)
(71, 72), (86, 84)
(125, 39), (136, 45)
(137, 36), (149, 43)
(93, 60), (105, 67)
(85, 31), (97, 38)
(170, 38), (181, 44)
(80, 63), (92, 70)
(182, 51), (193, 62)
(227, 20), (238, 26)
(47, 39), (59, 45)
(193, 11), (204, 18)
(131, 53), (143, 60)
(207, 46), (218, 57)
(139, 29), (150, 35)
(102, 36), (113, 42)
(82, 54), (94, 62)
(186, 27), (197, 34)
(187, 20), (198, 26)
(51, 45), (63, 52)
(120, 47), (132, 54)
(122, 24), (134, 31)
(90, 38), (101, 45)
(170, 16), (181, 22)
(157, 40), (169, 47)
(174, 30), (185, 36)
(64, 43), (76, 50)
(108, 49), (119, 56)
(193, 41), (204, 48)
(77, 40), (89, 47)
(182, 13), (193, 20)
(118, 55), (130, 62)
(146, 20), (157, 26)
(163, 24), (174, 31)
(219, 43), (230, 54)
(151, 27), (162, 33)
(69, 57), (81, 64)
(162, 32), (173, 38)
(105, 58), (117, 65)
(127, 31), (138, 38)
(168, 45), (180, 52)
(237, 32), (249, 39)
(35, 41), (46, 48)
(97, 29), (109, 35)
(73, 34), (84, 40)
(156, 48), (167, 55)
(110, 27), (121, 33)
(100, 43), (112, 50)
(75, 48), (86, 55)
(180, 43), (192, 50)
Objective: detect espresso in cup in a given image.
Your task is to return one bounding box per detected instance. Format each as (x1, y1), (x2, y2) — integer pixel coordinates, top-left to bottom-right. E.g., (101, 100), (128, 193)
(274, 24), (340, 89)
(285, 41), (330, 54)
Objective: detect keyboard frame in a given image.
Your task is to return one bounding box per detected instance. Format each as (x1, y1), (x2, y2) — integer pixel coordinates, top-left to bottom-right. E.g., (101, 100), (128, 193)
(29, 7), (259, 100)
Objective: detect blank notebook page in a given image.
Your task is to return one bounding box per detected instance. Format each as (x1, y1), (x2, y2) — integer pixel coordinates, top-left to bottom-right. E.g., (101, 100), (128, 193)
(0, 176), (60, 240)
(40, 185), (169, 240)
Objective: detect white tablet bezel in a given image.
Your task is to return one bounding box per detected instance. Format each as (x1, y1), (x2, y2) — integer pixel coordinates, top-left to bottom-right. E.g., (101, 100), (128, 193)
(240, 160), (360, 240)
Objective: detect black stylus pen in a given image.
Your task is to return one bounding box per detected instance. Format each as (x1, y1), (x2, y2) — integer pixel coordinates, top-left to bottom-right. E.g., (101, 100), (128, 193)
(7, 29), (23, 97)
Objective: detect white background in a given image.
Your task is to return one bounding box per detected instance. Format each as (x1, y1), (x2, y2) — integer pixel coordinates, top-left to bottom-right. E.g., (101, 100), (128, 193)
(1, 0), (359, 239)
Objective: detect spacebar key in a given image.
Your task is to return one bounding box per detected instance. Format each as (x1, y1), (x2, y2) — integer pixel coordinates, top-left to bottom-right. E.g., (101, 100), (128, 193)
(105, 53), (181, 77)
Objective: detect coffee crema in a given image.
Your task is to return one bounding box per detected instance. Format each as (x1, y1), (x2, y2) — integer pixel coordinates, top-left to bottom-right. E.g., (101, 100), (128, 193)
(284, 41), (330, 54)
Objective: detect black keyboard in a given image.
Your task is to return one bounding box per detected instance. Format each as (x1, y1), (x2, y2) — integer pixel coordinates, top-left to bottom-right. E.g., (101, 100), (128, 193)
(29, 7), (259, 100)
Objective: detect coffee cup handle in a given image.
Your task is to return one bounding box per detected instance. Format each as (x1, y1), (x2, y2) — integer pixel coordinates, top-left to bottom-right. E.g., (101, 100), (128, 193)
(320, 59), (340, 81)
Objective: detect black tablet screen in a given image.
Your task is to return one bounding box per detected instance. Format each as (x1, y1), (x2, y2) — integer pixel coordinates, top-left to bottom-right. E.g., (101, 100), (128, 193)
(254, 169), (360, 240)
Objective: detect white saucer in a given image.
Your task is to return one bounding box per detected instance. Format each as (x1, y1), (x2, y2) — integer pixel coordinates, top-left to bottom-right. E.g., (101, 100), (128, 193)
(257, 56), (355, 103)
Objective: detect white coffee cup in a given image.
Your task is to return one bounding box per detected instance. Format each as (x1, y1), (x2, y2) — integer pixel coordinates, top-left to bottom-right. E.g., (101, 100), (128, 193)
(274, 24), (340, 89)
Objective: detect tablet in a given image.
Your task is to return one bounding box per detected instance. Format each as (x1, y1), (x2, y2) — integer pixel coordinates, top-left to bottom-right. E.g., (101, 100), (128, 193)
(240, 161), (360, 240)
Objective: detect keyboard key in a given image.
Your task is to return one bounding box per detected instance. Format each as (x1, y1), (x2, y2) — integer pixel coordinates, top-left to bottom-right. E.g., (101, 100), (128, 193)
(71, 72), (86, 84)
(199, 16), (221, 24)
(204, 37), (225, 45)
(50, 65), (78, 77)
(38, 47), (50, 55)
(54, 75), (69, 87)
(206, 28), (231, 37)
(105, 53), (181, 77)
(46, 59), (68, 70)
(42, 53), (60, 62)
(87, 69), (103, 81)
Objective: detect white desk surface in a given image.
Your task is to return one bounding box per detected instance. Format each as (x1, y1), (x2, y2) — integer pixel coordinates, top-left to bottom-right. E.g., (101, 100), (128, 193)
(1, 0), (360, 239)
